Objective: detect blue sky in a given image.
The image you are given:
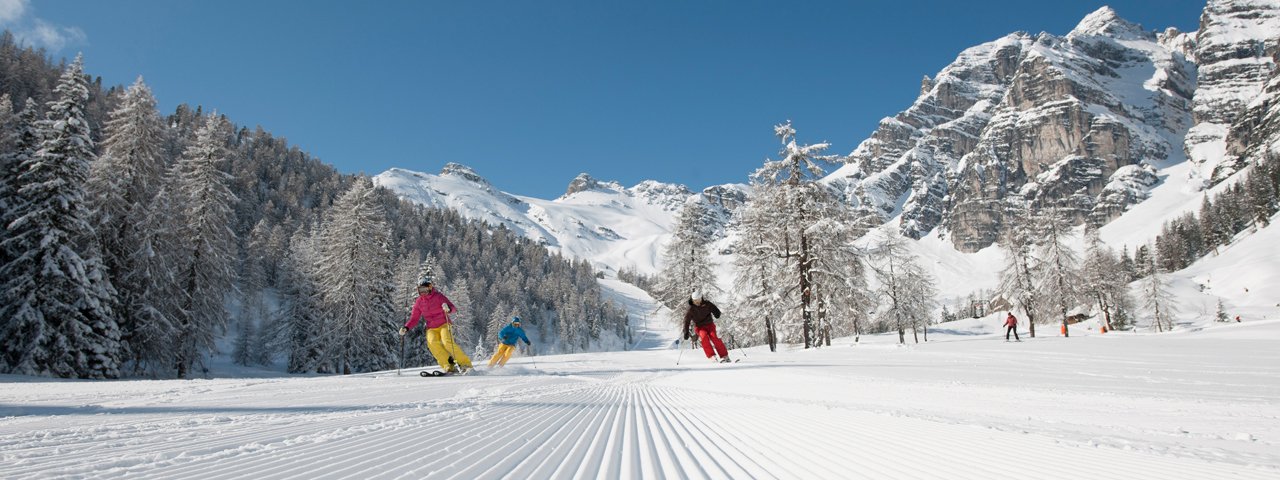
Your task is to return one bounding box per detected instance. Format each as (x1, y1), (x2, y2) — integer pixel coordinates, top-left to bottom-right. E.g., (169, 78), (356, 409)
(9, 0), (1205, 199)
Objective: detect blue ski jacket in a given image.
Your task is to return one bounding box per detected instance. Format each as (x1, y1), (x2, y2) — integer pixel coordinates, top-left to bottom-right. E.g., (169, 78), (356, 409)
(499, 324), (531, 346)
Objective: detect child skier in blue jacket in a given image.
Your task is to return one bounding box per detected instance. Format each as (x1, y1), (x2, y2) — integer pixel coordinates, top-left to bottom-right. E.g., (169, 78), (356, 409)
(488, 317), (532, 368)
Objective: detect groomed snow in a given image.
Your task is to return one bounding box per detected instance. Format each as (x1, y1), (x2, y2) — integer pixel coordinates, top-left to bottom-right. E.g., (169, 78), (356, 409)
(3, 307), (1278, 479)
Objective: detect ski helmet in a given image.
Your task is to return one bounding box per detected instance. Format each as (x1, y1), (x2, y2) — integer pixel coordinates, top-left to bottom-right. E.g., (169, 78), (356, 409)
(691, 289), (702, 301)
(418, 277), (433, 287)
(511, 316), (521, 326)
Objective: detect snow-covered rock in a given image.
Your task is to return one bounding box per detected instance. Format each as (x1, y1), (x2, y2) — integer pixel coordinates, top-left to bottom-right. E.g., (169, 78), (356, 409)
(830, 6), (1198, 252)
(1185, 0), (1280, 181)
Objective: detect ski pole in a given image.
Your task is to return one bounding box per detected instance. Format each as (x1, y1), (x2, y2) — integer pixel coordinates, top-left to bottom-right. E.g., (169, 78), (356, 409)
(676, 338), (686, 366)
(398, 332), (405, 376)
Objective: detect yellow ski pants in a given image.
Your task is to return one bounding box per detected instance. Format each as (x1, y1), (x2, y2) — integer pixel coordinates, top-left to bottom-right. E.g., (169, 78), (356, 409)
(488, 343), (516, 367)
(427, 324), (471, 369)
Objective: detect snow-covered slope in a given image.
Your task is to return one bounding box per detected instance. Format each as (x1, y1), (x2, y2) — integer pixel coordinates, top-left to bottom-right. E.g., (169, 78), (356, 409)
(375, 164), (686, 275)
(4, 317), (1278, 479)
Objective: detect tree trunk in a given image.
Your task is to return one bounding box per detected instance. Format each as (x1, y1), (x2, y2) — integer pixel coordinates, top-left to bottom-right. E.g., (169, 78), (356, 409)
(765, 317), (777, 352)
(1096, 294), (1113, 330)
(799, 234), (813, 349)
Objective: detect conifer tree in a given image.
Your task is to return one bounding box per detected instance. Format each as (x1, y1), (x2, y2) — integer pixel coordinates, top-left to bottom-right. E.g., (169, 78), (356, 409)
(868, 228), (936, 344)
(655, 201), (717, 320)
(272, 226), (324, 373)
(86, 77), (173, 370)
(1141, 243), (1177, 332)
(168, 113), (241, 378)
(996, 204), (1041, 338)
(315, 178), (397, 374)
(0, 55), (121, 378)
(1081, 228), (1130, 331)
(1035, 207), (1083, 337)
(732, 121), (863, 348)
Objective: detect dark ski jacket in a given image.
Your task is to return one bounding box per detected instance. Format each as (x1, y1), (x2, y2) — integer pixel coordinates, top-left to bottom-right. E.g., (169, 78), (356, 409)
(683, 299), (721, 336)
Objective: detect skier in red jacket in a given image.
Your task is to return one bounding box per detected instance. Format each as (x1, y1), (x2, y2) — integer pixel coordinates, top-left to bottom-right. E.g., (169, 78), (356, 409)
(1004, 312), (1021, 342)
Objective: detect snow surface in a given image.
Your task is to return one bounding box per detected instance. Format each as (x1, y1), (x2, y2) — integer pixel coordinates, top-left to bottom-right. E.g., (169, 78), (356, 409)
(4, 311), (1278, 478)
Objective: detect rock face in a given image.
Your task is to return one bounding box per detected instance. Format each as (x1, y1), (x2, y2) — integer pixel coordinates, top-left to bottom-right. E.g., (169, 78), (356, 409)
(1186, 0), (1280, 181)
(1227, 55), (1280, 160)
(827, 33), (1030, 240)
(829, 6), (1202, 252)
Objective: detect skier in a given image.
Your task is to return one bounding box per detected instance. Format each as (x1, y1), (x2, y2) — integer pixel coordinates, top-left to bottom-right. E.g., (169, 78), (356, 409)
(684, 290), (730, 363)
(1004, 311), (1021, 341)
(488, 316), (532, 368)
(399, 278), (473, 373)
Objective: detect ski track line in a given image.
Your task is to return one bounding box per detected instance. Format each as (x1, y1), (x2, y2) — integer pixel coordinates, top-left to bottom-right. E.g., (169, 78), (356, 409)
(181, 379), (603, 480)
(645, 386), (776, 480)
(0, 376), (571, 479)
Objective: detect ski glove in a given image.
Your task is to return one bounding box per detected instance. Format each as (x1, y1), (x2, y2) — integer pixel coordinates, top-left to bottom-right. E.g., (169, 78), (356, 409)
(525, 341), (532, 346)
(398, 327), (407, 336)
(683, 331), (689, 340)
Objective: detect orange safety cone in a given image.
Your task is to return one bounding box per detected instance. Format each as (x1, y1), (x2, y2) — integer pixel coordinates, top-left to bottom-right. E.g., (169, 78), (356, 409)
(1100, 325), (1107, 334)
(1060, 324), (1067, 336)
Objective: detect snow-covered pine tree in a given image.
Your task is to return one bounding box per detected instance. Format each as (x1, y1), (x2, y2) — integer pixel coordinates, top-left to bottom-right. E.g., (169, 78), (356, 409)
(168, 113), (241, 378)
(234, 220), (272, 367)
(1246, 162), (1277, 227)
(419, 253), (443, 286)
(0, 55), (121, 378)
(0, 98), (37, 273)
(118, 177), (184, 375)
(1215, 299), (1230, 323)
(996, 204), (1041, 338)
(1033, 206), (1083, 337)
(272, 225), (325, 373)
(232, 312), (257, 367)
(86, 77), (174, 371)
(655, 200), (717, 320)
(446, 278), (478, 356)
(315, 177), (397, 374)
(1141, 243), (1177, 332)
(732, 121), (861, 349)
(655, 200), (716, 305)
(867, 228), (937, 344)
(1081, 228), (1131, 332)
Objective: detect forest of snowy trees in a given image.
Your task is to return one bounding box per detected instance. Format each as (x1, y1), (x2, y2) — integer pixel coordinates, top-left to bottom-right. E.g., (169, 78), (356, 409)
(0, 36), (626, 379)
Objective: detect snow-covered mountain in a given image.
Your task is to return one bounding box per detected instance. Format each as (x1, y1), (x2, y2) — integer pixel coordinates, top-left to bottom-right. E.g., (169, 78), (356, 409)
(378, 2), (1280, 305)
(374, 164), (746, 275)
(828, 6), (1204, 252)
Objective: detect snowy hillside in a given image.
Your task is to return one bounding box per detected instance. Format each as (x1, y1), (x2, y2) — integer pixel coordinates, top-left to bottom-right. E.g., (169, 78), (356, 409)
(374, 164), (697, 276)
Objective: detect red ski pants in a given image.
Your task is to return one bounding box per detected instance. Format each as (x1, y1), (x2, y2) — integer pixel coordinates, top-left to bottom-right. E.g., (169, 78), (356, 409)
(695, 324), (728, 359)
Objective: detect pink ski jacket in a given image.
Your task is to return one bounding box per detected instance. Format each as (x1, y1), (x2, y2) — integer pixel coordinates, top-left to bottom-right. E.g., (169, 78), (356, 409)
(405, 290), (458, 330)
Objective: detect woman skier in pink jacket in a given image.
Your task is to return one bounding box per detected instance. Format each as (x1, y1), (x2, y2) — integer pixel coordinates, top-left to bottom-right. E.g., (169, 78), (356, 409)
(399, 278), (472, 373)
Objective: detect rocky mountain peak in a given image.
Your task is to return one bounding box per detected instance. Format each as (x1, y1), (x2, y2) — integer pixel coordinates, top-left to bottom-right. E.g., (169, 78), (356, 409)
(440, 162), (490, 186)
(564, 173), (601, 196)
(1068, 6), (1151, 40)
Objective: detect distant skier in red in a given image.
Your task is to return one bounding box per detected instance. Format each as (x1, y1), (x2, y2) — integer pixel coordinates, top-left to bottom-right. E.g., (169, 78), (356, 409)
(684, 290), (730, 363)
(1004, 312), (1021, 342)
